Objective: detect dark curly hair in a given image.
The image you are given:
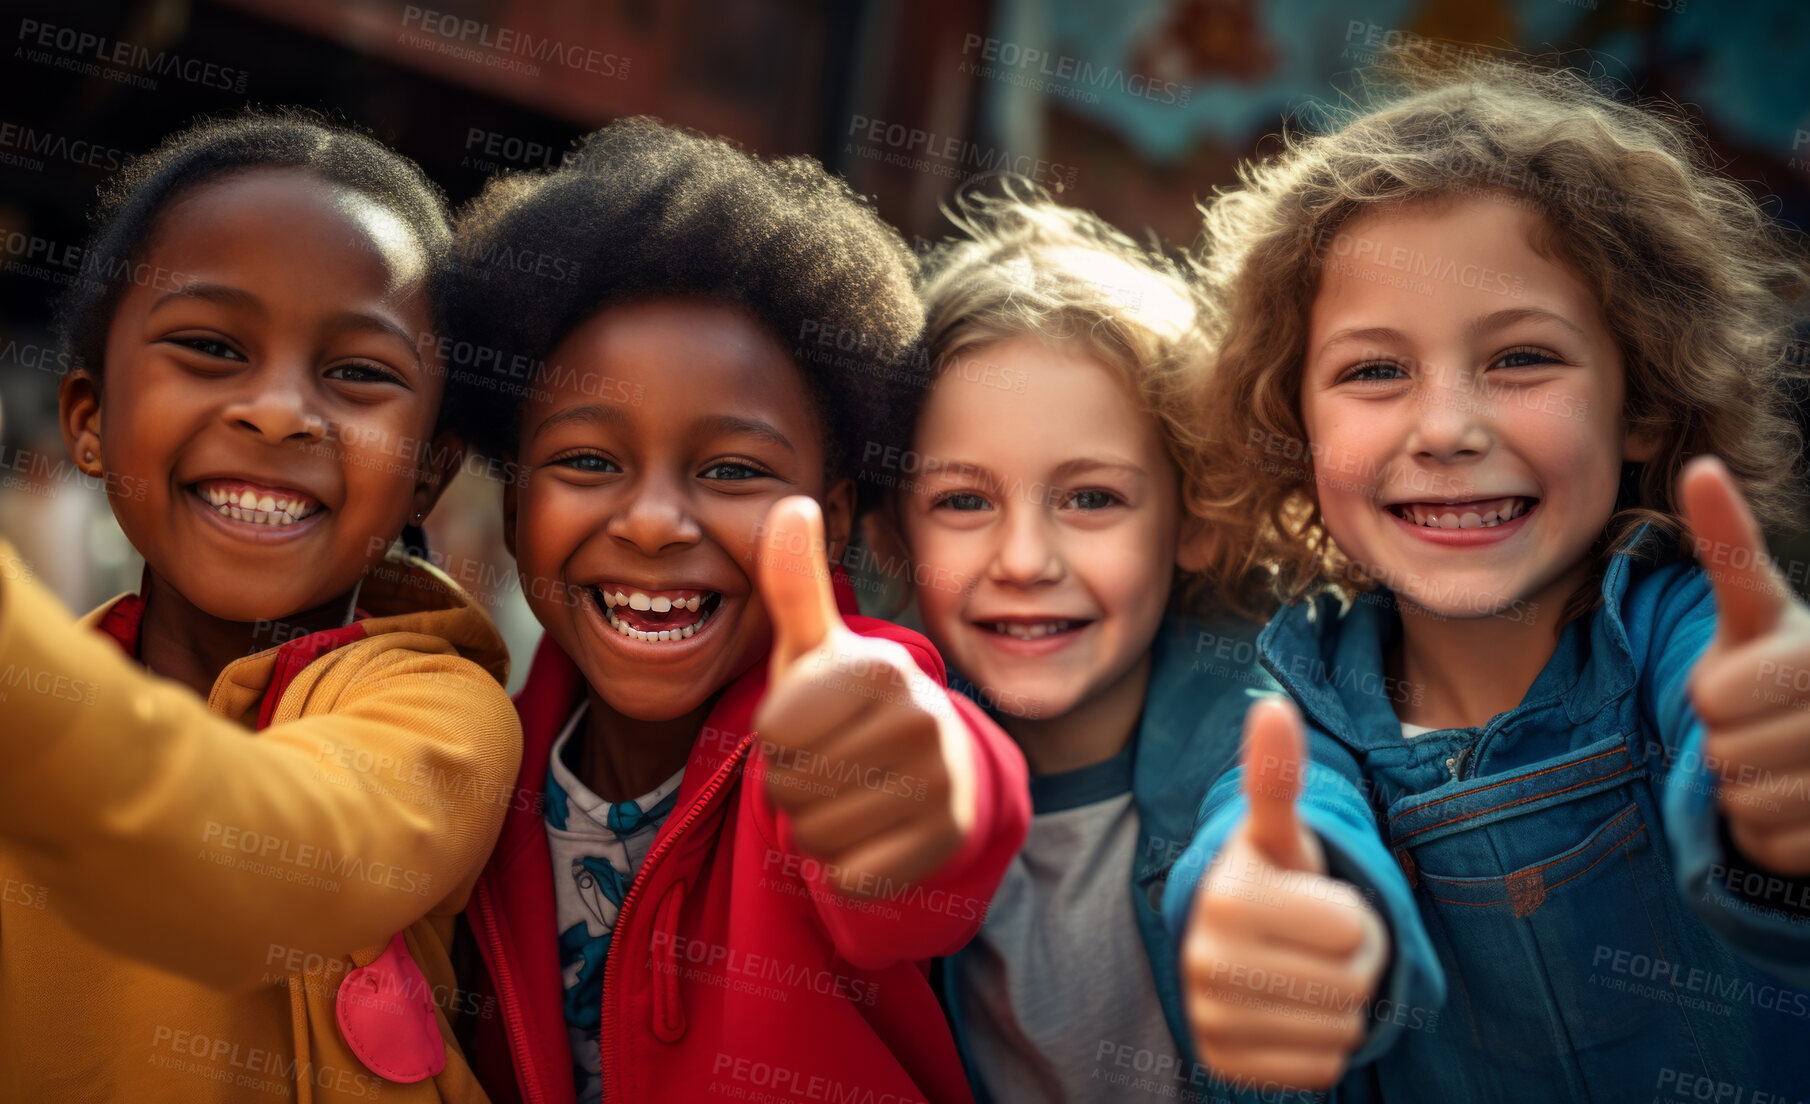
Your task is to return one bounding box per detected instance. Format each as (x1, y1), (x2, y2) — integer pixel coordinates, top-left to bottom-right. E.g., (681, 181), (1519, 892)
(55, 108), (460, 417)
(446, 116), (925, 506)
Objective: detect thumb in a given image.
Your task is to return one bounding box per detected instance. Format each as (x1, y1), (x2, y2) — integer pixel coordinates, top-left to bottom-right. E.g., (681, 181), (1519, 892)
(1241, 696), (1321, 872)
(1679, 456), (1786, 647)
(758, 495), (846, 679)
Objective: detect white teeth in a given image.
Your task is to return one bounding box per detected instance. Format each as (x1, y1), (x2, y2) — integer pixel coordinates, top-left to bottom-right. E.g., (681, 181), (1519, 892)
(1397, 498), (1531, 529)
(197, 485), (318, 527)
(257, 494), (275, 512)
(600, 592), (715, 643)
(994, 621), (1072, 640)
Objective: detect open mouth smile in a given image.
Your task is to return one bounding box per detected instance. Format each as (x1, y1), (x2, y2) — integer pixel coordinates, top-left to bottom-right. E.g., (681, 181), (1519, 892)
(1386, 495), (1535, 530)
(591, 585), (723, 643)
(186, 477), (329, 539)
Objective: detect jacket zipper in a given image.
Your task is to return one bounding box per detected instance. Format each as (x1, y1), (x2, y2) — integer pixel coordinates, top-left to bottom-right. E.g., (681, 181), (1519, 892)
(599, 737), (752, 1100)
(474, 879), (548, 1104)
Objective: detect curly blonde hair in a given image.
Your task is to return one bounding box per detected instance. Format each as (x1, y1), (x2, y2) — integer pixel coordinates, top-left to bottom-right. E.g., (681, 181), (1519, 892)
(1192, 48), (1810, 622)
(891, 175), (1221, 610)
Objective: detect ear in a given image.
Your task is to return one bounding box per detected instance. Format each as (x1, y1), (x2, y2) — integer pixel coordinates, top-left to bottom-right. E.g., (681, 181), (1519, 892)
(408, 428), (466, 526)
(1622, 426), (1661, 464)
(500, 452), (520, 562)
(1176, 511), (1217, 575)
(820, 477), (855, 568)
(59, 369), (104, 477)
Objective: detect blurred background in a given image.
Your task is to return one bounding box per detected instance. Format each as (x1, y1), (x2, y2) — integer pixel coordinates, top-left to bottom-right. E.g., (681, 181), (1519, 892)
(2, 0), (1807, 689)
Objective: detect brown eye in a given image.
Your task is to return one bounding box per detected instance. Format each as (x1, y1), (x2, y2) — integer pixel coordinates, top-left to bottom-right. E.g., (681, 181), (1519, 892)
(171, 336), (246, 361)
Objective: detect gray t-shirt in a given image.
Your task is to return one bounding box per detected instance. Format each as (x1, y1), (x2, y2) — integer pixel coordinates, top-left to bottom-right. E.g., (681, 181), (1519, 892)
(956, 741), (1182, 1102)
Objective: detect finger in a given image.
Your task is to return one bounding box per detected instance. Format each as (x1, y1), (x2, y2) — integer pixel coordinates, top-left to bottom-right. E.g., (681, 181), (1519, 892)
(1729, 819), (1810, 878)
(1703, 708), (1810, 773)
(1693, 633), (1810, 726)
(764, 698), (915, 814)
(757, 495), (846, 677)
(1680, 456), (1788, 648)
(1189, 935), (1378, 1014)
(830, 816), (962, 894)
(786, 771), (922, 859)
(1718, 772), (1810, 829)
(1240, 696), (1321, 873)
(1192, 1040), (1349, 1093)
(1203, 852), (1374, 956)
(753, 642), (871, 759)
(1185, 982), (1367, 1052)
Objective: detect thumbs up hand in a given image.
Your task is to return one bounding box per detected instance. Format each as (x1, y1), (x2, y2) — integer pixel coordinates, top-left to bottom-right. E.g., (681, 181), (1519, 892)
(751, 496), (978, 895)
(1680, 457), (1810, 876)
(1181, 697), (1388, 1090)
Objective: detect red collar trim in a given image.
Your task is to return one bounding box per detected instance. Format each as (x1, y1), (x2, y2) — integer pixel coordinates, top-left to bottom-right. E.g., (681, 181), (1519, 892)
(89, 578), (371, 731)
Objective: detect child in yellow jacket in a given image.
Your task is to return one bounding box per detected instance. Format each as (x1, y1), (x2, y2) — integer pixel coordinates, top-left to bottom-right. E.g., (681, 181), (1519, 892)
(0, 113), (522, 1102)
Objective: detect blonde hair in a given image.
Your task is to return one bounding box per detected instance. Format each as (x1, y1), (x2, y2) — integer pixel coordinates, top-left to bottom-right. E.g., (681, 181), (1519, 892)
(1192, 48), (1810, 622)
(905, 175), (1219, 609)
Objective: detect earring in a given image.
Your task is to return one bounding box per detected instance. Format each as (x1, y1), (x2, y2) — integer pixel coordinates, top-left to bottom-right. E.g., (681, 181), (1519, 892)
(83, 449), (95, 463)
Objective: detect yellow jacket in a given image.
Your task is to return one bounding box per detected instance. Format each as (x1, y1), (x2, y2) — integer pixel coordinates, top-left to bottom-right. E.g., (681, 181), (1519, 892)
(0, 540), (523, 1102)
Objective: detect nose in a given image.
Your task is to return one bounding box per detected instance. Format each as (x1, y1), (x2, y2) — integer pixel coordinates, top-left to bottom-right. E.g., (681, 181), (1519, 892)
(222, 363), (326, 445)
(1408, 359), (1493, 465)
(605, 470), (702, 556)
(988, 498), (1064, 588)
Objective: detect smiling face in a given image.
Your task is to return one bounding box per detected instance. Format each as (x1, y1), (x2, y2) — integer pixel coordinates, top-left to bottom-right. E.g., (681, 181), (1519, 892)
(1300, 195), (1656, 620)
(63, 167), (451, 625)
(507, 298), (850, 723)
(900, 335), (1188, 721)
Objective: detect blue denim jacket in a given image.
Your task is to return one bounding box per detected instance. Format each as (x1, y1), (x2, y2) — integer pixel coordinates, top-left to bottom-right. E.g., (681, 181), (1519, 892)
(947, 614), (1318, 1104)
(1163, 534), (1810, 1102)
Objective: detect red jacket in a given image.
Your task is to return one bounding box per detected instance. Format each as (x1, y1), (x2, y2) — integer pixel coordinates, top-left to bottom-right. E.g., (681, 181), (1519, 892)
(464, 578), (1030, 1104)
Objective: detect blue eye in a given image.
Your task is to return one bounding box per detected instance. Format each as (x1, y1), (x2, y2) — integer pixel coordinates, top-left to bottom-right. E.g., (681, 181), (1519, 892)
(1342, 362), (1407, 383)
(1063, 489), (1119, 510)
(553, 454), (619, 474)
(934, 492), (991, 512)
(1493, 348), (1560, 369)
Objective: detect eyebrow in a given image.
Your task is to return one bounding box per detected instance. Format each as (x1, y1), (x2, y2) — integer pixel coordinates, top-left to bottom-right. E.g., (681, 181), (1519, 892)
(696, 414), (794, 454)
(921, 457), (1146, 484)
(322, 310), (425, 368)
(1315, 308), (1587, 359)
(1050, 457), (1146, 482)
(149, 281), (264, 316)
(1467, 307), (1586, 341)
(529, 402), (628, 442)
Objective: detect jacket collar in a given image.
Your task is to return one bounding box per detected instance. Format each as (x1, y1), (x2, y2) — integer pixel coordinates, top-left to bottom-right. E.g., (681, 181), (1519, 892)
(79, 546), (510, 726)
(1257, 524), (1676, 749)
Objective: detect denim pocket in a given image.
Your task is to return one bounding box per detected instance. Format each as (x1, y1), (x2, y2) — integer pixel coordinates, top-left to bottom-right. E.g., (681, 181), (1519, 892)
(1379, 735), (1726, 1099)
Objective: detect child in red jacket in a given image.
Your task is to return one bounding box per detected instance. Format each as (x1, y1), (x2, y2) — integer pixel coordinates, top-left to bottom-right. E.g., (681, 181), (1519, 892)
(449, 117), (1031, 1104)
